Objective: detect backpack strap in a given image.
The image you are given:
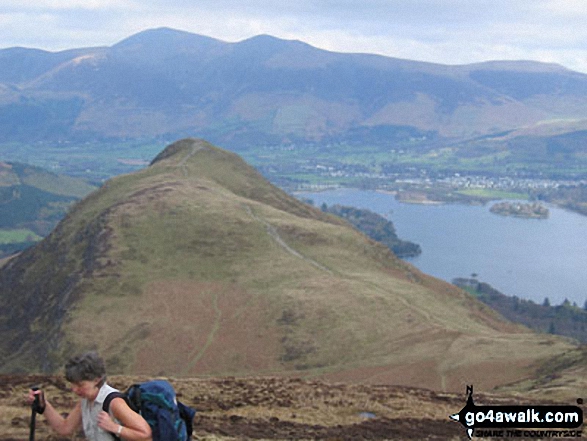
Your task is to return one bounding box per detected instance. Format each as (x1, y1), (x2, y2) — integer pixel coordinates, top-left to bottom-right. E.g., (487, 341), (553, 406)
(102, 392), (128, 441)
(102, 391), (128, 413)
(178, 400), (196, 438)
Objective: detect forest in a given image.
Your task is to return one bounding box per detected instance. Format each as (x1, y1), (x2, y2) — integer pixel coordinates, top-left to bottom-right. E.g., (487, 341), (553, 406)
(318, 203), (422, 258)
(454, 278), (587, 343)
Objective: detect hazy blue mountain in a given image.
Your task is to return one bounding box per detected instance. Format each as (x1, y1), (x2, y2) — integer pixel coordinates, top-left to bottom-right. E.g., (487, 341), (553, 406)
(2, 27), (587, 146)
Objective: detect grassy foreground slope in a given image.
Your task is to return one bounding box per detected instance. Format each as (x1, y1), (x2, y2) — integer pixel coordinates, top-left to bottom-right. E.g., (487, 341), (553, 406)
(0, 139), (574, 392)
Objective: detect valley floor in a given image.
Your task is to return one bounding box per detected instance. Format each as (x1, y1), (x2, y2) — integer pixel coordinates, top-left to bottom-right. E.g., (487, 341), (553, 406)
(2, 374), (583, 440)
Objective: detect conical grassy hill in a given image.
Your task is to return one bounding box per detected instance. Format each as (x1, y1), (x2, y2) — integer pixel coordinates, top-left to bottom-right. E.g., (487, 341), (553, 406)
(0, 139), (574, 391)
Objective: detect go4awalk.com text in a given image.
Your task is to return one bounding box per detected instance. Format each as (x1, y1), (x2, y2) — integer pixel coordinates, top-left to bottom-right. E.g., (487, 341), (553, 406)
(474, 429), (582, 438)
(450, 386), (583, 439)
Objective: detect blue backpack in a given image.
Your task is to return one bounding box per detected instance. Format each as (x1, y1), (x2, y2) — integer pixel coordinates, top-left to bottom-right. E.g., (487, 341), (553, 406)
(103, 380), (196, 441)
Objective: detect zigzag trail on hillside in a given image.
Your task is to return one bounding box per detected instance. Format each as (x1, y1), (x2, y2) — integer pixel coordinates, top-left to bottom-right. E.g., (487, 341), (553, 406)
(171, 141), (236, 374)
(176, 142), (206, 176)
(243, 204), (334, 275)
(170, 139), (334, 275)
(438, 340), (457, 392)
(170, 140), (335, 372)
(183, 289), (222, 374)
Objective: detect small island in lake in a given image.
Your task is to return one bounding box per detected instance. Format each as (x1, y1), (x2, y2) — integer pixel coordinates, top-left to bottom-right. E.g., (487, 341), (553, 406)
(489, 201), (549, 219)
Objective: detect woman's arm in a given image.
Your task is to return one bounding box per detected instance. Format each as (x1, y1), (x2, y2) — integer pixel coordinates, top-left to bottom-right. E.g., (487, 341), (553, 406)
(97, 397), (152, 441)
(27, 390), (82, 436)
(44, 400), (83, 436)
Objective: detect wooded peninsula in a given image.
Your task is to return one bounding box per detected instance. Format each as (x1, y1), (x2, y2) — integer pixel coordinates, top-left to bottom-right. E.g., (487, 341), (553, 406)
(489, 201), (549, 219)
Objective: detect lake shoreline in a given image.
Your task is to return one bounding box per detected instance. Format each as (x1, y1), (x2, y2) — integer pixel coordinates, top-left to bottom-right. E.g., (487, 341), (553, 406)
(298, 188), (587, 306)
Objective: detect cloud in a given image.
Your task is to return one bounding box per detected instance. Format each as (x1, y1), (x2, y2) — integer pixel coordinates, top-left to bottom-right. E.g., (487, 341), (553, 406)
(0, 0), (135, 10)
(538, 0), (587, 16)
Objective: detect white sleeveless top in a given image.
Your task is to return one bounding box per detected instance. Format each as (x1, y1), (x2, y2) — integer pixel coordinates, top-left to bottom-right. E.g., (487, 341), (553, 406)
(81, 383), (120, 441)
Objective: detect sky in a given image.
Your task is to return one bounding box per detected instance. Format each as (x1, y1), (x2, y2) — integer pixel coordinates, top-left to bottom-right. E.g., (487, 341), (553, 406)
(1, 0), (587, 73)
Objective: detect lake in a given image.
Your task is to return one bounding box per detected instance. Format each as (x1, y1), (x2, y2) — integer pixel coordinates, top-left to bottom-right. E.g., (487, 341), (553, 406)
(299, 188), (587, 306)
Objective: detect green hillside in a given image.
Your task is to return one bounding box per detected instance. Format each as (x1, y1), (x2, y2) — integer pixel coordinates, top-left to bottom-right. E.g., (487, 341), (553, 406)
(0, 139), (575, 393)
(0, 162), (96, 257)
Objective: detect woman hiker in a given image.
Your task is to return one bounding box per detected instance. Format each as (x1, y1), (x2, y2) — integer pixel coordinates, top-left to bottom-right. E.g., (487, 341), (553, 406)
(26, 351), (151, 441)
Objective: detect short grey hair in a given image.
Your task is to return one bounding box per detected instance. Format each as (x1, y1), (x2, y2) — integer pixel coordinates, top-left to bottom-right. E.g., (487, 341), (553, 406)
(65, 352), (106, 385)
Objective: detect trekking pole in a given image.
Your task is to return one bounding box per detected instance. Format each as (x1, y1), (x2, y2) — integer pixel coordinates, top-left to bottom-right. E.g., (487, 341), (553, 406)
(29, 386), (40, 441)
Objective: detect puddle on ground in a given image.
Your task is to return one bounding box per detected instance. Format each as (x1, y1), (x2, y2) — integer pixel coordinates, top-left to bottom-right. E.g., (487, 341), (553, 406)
(359, 412), (376, 419)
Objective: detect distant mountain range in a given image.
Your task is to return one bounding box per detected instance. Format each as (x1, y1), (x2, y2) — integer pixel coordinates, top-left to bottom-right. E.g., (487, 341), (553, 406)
(3, 27), (587, 148)
(0, 138), (575, 392)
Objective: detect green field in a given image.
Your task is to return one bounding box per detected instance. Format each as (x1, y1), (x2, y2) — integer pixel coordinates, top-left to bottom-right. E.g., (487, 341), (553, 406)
(0, 141), (165, 184)
(456, 188), (529, 200)
(3, 139), (587, 188)
(0, 229), (42, 244)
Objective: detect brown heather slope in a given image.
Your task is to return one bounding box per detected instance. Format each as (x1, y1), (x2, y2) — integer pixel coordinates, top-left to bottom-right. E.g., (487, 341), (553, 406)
(2, 373), (584, 440)
(0, 138), (576, 394)
(0, 374), (472, 440)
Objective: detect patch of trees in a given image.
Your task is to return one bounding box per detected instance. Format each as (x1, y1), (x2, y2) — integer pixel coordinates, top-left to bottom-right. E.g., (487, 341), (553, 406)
(535, 184), (587, 216)
(489, 201), (549, 218)
(319, 203), (422, 258)
(0, 180), (77, 229)
(454, 278), (587, 343)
